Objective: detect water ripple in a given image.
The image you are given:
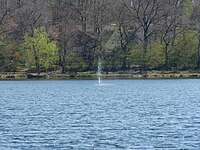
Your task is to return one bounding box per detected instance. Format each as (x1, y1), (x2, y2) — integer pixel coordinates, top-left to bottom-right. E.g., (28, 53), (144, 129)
(0, 80), (200, 149)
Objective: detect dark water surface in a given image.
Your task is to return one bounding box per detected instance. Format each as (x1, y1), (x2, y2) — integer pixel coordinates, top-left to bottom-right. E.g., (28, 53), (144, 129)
(0, 80), (200, 150)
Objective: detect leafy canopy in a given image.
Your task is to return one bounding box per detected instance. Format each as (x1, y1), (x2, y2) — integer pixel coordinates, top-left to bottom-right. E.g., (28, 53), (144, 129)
(24, 27), (58, 69)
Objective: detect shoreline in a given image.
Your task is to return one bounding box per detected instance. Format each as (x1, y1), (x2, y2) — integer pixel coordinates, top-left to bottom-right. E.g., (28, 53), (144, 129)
(1, 71), (200, 80)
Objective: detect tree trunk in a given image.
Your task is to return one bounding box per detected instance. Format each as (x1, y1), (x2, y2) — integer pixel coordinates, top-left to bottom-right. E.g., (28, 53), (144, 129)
(142, 29), (148, 70)
(88, 49), (93, 71)
(33, 45), (40, 75)
(142, 39), (148, 71)
(81, 15), (87, 32)
(121, 46), (127, 71)
(36, 57), (40, 75)
(164, 43), (169, 68)
(121, 56), (126, 71)
(62, 44), (67, 73)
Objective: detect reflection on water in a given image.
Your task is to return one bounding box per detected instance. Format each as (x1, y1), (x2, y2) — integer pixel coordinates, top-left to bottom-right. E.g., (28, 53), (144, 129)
(0, 80), (200, 149)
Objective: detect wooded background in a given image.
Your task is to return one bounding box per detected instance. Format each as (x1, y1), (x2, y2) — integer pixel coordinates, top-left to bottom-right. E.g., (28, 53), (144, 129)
(0, 0), (200, 74)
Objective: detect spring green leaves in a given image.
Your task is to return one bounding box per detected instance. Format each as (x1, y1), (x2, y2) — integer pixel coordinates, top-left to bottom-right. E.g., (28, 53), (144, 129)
(24, 27), (58, 73)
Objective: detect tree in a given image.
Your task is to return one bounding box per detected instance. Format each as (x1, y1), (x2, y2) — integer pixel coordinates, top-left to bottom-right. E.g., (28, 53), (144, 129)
(147, 40), (163, 68)
(89, 0), (113, 70)
(0, 0), (200, 72)
(24, 27), (58, 74)
(64, 0), (91, 32)
(190, 0), (200, 68)
(113, 1), (139, 70)
(51, 0), (76, 73)
(126, 0), (165, 68)
(183, 0), (193, 17)
(65, 50), (87, 71)
(0, 0), (18, 36)
(160, 0), (183, 68)
(170, 29), (198, 70)
(0, 37), (21, 72)
(14, 0), (51, 40)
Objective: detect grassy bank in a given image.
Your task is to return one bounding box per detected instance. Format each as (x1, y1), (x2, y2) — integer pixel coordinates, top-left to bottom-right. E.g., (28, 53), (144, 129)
(1, 71), (200, 80)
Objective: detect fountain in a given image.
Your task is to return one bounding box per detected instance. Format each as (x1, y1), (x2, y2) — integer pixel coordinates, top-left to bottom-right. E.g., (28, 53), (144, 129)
(95, 58), (110, 86)
(97, 58), (102, 85)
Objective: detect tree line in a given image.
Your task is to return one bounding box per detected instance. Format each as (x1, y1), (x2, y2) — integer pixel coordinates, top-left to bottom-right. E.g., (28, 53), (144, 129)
(0, 0), (200, 74)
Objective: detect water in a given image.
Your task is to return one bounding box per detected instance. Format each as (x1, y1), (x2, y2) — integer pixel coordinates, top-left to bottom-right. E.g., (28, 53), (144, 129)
(0, 79), (200, 149)
(97, 59), (102, 85)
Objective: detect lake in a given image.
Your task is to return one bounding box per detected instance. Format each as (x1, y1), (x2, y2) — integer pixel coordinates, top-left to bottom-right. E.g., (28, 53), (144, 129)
(0, 79), (200, 149)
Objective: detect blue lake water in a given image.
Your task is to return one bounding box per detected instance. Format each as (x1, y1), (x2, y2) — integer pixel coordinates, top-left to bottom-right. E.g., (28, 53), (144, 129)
(0, 79), (200, 149)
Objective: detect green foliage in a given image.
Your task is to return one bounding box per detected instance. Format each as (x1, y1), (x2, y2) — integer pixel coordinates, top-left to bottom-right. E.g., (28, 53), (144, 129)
(104, 30), (121, 51)
(130, 29), (198, 70)
(130, 45), (144, 67)
(104, 47), (123, 70)
(51, 0), (57, 8)
(183, 0), (193, 16)
(0, 37), (21, 71)
(24, 27), (58, 71)
(0, 52), (4, 66)
(0, 38), (6, 70)
(147, 41), (164, 68)
(171, 29), (198, 69)
(65, 50), (87, 71)
(1, 1), (200, 73)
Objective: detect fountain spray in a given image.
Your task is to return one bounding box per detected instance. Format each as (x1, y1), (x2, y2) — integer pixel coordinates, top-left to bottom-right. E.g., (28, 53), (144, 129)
(97, 58), (102, 84)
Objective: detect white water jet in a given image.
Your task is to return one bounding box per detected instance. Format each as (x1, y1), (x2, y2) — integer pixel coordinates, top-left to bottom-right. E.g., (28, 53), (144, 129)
(97, 59), (102, 85)
(98, 76), (101, 84)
